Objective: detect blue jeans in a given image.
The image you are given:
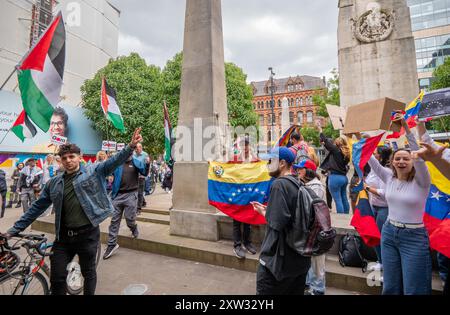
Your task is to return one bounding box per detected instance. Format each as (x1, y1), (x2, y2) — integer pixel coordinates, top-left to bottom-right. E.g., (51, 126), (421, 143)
(381, 222), (432, 295)
(306, 255), (326, 293)
(328, 174), (350, 214)
(372, 206), (389, 264)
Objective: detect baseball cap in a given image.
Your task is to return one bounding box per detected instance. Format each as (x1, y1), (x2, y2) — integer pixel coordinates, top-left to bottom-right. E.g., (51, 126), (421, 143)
(293, 159), (317, 172)
(259, 147), (296, 164)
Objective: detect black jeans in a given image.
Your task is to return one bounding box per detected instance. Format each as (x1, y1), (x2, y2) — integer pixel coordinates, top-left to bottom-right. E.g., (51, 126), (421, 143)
(445, 258), (450, 296)
(233, 220), (251, 247)
(138, 177), (146, 209)
(256, 265), (307, 295)
(0, 191), (6, 218)
(50, 226), (100, 295)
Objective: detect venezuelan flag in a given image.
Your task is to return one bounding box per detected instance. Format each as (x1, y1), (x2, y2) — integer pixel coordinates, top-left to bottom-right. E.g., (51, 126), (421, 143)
(424, 161), (450, 258)
(277, 125), (300, 148)
(208, 161), (273, 225)
(351, 133), (385, 193)
(351, 190), (381, 247)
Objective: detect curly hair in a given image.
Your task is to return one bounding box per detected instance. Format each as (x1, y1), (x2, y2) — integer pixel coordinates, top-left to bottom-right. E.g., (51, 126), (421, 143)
(58, 144), (81, 157)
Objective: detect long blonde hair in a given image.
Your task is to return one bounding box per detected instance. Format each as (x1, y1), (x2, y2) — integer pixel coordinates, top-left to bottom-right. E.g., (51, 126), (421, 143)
(335, 137), (350, 160)
(308, 147), (320, 166)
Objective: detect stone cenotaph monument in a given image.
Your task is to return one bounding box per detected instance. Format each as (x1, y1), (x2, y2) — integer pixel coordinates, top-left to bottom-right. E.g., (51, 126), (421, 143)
(338, 0), (419, 108)
(170, 0), (228, 241)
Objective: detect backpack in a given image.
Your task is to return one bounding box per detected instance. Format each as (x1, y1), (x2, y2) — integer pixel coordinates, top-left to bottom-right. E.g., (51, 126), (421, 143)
(291, 145), (311, 164)
(338, 234), (370, 273)
(282, 177), (337, 257)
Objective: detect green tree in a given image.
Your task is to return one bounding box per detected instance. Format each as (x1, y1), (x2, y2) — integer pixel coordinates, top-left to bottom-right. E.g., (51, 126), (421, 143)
(429, 58), (450, 132)
(81, 53), (163, 156)
(300, 126), (320, 146)
(313, 68), (341, 140)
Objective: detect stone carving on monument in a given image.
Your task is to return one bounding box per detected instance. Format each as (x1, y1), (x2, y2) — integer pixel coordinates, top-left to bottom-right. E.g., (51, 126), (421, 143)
(353, 2), (395, 43)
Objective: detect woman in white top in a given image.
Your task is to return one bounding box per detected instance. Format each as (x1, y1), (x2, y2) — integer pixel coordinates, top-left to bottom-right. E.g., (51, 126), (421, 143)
(364, 146), (392, 272)
(294, 159), (327, 295)
(368, 113), (432, 295)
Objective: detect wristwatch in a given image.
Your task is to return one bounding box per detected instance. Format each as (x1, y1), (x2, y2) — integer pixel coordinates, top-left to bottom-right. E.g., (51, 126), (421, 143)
(365, 186), (371, 192)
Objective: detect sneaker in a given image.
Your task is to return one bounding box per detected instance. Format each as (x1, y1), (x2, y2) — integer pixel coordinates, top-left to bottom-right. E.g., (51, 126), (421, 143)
(233, 246), (246, 259)
(15, 202), (22, 208)
(368, 262), (383, 272)
(103, 244), (119, 260)
(132, 227), (139, 239)
(243, 243), (257, 255)
(310, 290), (325, 295)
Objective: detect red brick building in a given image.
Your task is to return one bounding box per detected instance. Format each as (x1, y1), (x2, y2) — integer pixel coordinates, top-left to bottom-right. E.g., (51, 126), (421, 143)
(251, 75), (327, 143)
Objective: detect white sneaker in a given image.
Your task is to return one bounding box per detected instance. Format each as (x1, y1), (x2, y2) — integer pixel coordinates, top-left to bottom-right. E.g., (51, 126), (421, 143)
(368, 262), (383, 272)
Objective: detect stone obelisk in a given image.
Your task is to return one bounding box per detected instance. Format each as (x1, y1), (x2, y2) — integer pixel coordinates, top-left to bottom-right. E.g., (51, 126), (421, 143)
(170, 0), (228, 241)
(338, 0), (419, 108)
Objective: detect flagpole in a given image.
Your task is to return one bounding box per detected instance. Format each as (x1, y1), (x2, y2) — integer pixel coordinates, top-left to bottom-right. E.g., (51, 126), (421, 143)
(0, 68), (18, 91)
(0, 128), (11, 145)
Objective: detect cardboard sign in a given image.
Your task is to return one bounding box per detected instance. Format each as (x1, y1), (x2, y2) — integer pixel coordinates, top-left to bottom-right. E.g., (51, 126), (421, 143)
(51, 135), (68, 146)
(419, 88), (450, 121)
(116, 143), (126, 151)
(344, 97), (405, 135)
(102, 141), (117, 152)
(326, 104), (346, 130)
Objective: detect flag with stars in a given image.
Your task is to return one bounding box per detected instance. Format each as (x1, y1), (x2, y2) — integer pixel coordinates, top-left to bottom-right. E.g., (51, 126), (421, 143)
(424, 160), (450, 258)
(208, 161), (273, 225)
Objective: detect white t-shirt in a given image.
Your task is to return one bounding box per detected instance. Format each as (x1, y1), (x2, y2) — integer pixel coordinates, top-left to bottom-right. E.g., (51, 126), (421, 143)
(368, 132), (431, 224)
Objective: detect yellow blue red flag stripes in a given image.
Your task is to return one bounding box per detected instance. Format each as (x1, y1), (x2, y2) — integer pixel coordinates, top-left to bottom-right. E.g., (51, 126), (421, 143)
(277, 125), (300, 148)
(387, 91), (424, 139)
(351, 133), (385, 193)
(424, 161), (450, 258)
(351, 190), (381, 247)
(208, 161), (273, 225)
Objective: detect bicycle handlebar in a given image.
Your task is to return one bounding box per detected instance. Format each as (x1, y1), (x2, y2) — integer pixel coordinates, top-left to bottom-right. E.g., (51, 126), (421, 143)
(15, 234), (52, 257)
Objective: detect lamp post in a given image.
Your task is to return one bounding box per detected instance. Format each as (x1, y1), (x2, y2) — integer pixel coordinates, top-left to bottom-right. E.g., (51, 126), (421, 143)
(268, 67), (275, 147)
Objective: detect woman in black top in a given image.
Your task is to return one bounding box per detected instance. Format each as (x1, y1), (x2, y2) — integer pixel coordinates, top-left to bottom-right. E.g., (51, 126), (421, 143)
(319, 128), (351, 214)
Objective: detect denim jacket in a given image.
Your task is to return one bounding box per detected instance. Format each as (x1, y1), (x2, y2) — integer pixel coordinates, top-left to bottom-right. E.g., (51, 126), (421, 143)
(8, 145), (134, 240)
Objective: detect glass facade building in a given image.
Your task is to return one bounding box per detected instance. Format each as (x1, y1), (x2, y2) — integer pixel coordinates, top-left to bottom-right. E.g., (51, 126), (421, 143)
(407, 0), (450, 89)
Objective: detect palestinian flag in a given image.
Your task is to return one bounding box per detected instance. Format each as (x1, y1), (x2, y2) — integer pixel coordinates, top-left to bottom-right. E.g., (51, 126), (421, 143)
(101, 77), (126, 133)
(11, 110), (38, 142)
(163, 101), (173, 163)
(17, 12), (65, 133)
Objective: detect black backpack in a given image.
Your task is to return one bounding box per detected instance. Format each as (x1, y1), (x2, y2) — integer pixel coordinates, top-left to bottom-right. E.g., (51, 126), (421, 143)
(339, 234), (377, 273)
(282, 177), (337, 257)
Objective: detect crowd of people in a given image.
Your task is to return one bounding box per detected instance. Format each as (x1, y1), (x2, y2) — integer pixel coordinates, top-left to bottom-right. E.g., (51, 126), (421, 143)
(0, 111), (449, 296)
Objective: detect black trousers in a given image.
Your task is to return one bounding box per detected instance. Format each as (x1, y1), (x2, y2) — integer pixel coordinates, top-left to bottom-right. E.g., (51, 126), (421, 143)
(256, 265), (308, 295)
(138, 177), (146, 209)
(50, 226), (99, 295)
(445, 258), (450, 296)
(233, 220), (251, 247)
(325, 177), (333, 209)
(0, 191), (6, 218)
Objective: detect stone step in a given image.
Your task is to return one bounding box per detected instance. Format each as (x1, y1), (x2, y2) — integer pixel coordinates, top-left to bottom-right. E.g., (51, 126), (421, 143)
(140, 208), (170, 216)
(136, 213), (170, 225)
(32, 217), (444, 295)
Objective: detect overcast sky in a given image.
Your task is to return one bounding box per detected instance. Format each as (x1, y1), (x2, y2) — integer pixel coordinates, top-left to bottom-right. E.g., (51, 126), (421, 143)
(108, 0), (339, 83)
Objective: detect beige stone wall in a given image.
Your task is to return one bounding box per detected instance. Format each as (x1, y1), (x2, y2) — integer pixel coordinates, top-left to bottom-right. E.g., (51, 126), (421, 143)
(338, 0), (419, 108)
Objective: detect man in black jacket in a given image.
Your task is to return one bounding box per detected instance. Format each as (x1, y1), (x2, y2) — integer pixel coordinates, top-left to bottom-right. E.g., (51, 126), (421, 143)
(252, 147), (311, 295)
(18, 158), (42, 214)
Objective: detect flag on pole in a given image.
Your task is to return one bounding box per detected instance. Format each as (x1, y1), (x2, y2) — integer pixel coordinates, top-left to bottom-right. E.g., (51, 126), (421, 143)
(277, 125), (299, 148)
(11, 110), (38, 142)
(351, 133), (385, 193)
(17, 12), (65, 133)
(163, 101), (173, 163)
(387, 91), (425, 139)
(101, 77), (126, 133)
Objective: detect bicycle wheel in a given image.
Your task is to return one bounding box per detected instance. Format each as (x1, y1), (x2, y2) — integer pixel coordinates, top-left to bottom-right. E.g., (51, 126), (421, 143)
(0, 271), (49, 295)
(149, 181), (156, 195)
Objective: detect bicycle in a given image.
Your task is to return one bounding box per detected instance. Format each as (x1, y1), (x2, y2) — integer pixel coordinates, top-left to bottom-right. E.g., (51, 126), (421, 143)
(0, 234), (101, 295)
(0, 233), (52, 295)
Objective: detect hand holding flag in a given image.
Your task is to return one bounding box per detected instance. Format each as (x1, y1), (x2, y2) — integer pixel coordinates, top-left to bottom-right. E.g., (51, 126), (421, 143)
(351, 133), (385, 193)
